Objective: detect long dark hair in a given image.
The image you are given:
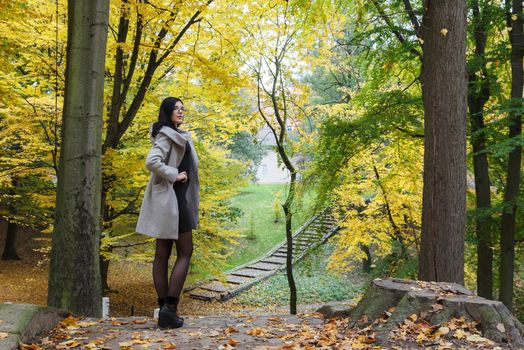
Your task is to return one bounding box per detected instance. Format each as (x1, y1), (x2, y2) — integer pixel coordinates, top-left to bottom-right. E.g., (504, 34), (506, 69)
(151, 97), (183, 138)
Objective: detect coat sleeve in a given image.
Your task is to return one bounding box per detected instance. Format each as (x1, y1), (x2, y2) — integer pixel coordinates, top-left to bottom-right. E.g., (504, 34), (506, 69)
(145, 133), (179, 183)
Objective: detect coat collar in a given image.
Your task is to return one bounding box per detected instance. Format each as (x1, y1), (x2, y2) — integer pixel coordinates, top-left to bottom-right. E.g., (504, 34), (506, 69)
(149, 123), (190, 147)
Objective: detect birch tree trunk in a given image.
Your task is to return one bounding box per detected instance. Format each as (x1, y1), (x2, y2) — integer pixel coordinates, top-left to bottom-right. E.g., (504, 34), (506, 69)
(47, 0), (110, 317)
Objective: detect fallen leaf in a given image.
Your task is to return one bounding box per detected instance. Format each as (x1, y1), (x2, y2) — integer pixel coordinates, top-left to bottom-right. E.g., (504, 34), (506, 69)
(0, 332), (8, 339)
(131, 319), (147, 324)
(466, 334), (489, 343)
(59, 316), (80, 327)
(453, 329), (467, 339)
(57, 339), (80, 348)
(228, 338), (239, 346)
(350, 340), (370, 349)
(77, 321), (98, 328)
(409, 314), (418, 322)
(225, 326), (238, 334)
(496, 323), (505, 333)
(438, 326), (450, 335)
(247, 327), (262, 336)
(267, 317), (282, 322)
(440, 28), (448, 36)
(19, 344), (44, 350)
(416, 332), (428, 343)
(118, 341), (135, 347)
(162, 343), (176, 349)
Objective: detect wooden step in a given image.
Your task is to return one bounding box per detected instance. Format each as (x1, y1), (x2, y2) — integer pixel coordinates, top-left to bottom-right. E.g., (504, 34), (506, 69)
(231, 268), (271, 278)
(248, 262), (279, 271)
(198, 281), (233, 293)
(225, 275), (254, 284)
(188, 288), (222, 300)
(301, 236), (321, 241)
(296, 239), (316, 245)
(296, 238), (314, 243)
(261, 256), (287, 264)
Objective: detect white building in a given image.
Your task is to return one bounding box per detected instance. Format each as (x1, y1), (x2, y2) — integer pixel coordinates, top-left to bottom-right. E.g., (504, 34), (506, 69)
(254, 124), (290, 184)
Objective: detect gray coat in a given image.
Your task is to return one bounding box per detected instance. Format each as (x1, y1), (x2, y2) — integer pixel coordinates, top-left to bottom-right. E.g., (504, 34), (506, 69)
(135, 125), (200, 240)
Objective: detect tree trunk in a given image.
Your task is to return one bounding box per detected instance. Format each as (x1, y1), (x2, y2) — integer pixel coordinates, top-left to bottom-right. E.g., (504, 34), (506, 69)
(359, 243), (372, 272)
(47, 0), (110, 317)
(2, 177), (20, 260)
(2, 221), (20, 260)
(419, 0), (467, 284)
(100, 185), (112, 292)
(100, 251), (110, 292)
(499, 0), (523, 310)
(283, 171), (297, 315)
(345, 278), (524, 347)
(468, 0), (493, 299)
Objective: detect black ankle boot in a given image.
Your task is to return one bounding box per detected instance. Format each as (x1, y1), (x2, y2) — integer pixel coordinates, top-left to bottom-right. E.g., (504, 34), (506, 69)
(158, 297), (184, 329)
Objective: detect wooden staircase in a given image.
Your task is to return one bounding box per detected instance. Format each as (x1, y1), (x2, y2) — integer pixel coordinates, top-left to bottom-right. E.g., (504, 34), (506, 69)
(184, 208), (340, 301)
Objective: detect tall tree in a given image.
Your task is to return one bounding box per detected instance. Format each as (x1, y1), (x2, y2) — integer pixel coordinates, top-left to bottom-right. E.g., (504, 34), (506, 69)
(47, 0), (110, 317)
(245, 0), (331, 314)
(419, 0), (468, 284)
(251, 20), (301, 316)
(468, 0), (494, 299)
(499, 0), (523, 310)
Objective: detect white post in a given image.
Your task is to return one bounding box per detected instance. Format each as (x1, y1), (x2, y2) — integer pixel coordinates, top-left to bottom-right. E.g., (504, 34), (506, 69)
(102, 297), (110, 319)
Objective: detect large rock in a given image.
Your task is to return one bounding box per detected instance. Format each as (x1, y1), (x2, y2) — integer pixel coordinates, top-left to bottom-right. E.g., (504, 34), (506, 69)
(0, 303), (68, 350)
(316, 301), (354, 318)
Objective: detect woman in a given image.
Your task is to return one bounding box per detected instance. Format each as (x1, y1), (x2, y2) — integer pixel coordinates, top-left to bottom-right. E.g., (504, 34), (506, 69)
(136, 97), (200, 329)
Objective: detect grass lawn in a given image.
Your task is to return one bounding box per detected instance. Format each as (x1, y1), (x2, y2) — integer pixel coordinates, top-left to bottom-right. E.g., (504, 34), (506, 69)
(223, 183), (317, 270)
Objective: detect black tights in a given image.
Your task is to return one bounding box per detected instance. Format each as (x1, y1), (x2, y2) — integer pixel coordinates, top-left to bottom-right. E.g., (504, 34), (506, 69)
(153, 231), (193, 302)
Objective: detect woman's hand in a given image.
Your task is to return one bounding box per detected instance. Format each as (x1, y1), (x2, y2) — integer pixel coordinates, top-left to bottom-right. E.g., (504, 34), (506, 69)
(176, 171), (188, 183)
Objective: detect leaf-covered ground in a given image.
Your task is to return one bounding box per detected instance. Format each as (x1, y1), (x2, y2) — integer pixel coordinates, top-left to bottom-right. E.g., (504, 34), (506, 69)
(1, 225), (515, 349)
(18, 309), (509, 350)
